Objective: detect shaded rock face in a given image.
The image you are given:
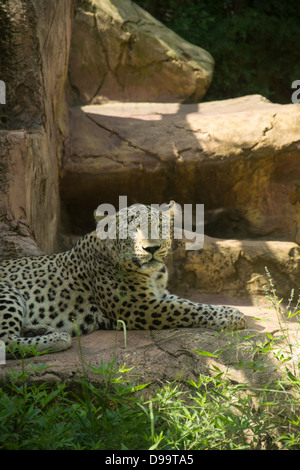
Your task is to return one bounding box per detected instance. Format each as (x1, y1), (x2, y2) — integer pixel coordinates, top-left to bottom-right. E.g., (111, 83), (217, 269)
(68, 0), (214, 104)
(0, 129), (62, 259)
(0, 0), (72, 255)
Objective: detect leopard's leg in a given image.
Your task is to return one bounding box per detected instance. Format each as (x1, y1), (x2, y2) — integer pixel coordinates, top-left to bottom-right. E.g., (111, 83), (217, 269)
(0, 281), (72, 356)
(162, 295), (247, 330)
(161, 295), (247, 330)
(120, 291), (247, 330)
(192, 302), (247, 330)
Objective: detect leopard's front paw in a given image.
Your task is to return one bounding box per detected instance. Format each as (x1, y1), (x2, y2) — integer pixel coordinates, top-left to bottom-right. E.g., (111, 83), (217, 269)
(20, 324), (56, 337)
(228, 308), (247, 330)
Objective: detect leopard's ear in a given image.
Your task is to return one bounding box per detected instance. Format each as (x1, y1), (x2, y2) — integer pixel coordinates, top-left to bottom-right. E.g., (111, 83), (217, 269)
(167, 201), (181, 218)
(164, 201), (182, 240)
(159, 200), (178, 215)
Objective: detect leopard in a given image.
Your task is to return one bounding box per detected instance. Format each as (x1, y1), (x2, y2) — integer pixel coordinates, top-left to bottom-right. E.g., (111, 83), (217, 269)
(0, 201), (246, 356)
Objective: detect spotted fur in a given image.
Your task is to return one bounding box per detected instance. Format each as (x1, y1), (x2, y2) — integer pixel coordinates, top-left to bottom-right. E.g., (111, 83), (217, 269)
(0, 203), (246, 356)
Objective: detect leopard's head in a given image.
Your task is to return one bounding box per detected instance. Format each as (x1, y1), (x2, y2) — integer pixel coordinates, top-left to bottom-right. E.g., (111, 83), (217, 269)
(95, 201), (179, 273)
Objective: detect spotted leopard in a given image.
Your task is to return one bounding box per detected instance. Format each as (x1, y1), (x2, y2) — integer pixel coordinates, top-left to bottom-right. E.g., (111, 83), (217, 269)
(0, 202), (246, 356)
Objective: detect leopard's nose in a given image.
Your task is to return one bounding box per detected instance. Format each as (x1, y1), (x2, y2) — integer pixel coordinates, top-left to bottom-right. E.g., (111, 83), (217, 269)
(143, 245), (160, 255)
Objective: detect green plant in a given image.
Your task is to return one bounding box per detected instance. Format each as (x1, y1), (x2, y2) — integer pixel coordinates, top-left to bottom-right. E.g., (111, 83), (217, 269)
(262, 267), (300, 377)
(0, 357), (73, 449)
(140, 374), (277, 450)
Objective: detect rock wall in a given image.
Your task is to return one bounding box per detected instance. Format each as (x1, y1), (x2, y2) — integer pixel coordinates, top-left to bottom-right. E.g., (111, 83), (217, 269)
(0, 0), (72, 257)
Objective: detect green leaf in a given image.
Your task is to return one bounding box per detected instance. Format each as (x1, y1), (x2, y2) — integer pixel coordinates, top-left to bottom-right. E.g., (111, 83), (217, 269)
(265, 333), (274, 340)
(130, 383), (151, 392)
(194, 350), (218, 357)
(287, 371), (298, 382)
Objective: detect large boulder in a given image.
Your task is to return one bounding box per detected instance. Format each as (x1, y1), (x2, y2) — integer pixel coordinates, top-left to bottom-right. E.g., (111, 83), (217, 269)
(68, 0), (214, 104)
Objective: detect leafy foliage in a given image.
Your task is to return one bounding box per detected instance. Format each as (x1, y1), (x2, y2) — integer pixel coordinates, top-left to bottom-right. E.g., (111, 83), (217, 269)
(1, 354), (300, 450)
(134, 0), (300, 103)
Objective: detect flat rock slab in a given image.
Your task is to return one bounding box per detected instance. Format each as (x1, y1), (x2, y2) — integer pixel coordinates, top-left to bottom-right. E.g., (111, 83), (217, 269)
(1, 295), (299, 390)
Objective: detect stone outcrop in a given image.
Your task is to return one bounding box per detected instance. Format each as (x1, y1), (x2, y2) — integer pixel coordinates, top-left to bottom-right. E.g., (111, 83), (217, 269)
(168, 236), (300, 299)
(68, 0), (214, 104)
(0, 130), (60, 260)
(0, 0), (72, 257)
